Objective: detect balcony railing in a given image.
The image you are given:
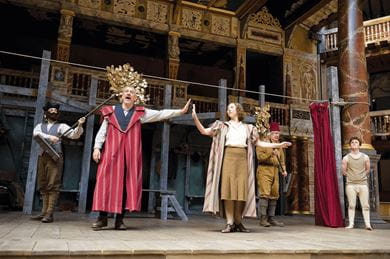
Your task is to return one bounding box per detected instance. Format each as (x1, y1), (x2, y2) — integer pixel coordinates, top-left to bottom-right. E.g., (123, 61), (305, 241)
(322, 15), (390, 53)
(370, 110), (390, 136)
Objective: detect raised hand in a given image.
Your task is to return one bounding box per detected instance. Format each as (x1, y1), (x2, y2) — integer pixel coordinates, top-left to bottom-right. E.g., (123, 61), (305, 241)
(78, 117), (86, 125)
(280, 141), (292, 148)
(192, 104), (197, 119)
(181, 99), (192, 114)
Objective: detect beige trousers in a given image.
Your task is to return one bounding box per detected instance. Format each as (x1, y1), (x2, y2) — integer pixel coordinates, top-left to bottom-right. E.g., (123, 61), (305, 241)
(346, 184), (371, 227)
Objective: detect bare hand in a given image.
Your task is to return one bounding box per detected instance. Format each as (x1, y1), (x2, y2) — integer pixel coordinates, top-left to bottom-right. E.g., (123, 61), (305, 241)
(272, 149), (279, 156)
(78, 117), (86, 125)
(280, 141), (292, 148)
(192, 104), (197, 119)
(49, 136), (60, 144)
(181, 99), (192, 114)
(93, 148), (101, 163)
(282, 171), (288, 177)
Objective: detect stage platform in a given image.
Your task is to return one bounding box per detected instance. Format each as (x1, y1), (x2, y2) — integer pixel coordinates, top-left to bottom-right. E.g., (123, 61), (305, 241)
(0, 211), (389, 258)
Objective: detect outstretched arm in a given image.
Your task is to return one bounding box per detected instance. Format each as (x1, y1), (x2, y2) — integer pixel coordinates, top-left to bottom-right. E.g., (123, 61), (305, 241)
(256, 139), (291, 148)
(192, 104), (213, 136)
(141, 99), (191, 123)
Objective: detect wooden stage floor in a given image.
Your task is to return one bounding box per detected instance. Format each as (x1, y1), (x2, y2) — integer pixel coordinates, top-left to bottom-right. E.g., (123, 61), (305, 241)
(0, 211), (389, 258)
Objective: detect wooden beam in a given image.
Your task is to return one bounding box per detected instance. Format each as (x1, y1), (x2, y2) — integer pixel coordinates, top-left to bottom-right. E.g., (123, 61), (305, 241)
(218, 79), (227, 121)
(23, 50), (51, 214)
(160, 84), (172, 220)
(78, 77), (97, 213)
(285, 0), (333, 30)
(310, 12), (337, 32)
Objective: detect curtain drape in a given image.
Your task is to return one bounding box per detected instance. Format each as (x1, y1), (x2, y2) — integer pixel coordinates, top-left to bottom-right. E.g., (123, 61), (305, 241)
(310, 102), (344, 227)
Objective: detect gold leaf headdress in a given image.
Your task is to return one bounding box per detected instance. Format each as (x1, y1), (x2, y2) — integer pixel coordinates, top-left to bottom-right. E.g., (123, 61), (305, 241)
(254, 104), (271, 139)
(106, 63), (149, 104)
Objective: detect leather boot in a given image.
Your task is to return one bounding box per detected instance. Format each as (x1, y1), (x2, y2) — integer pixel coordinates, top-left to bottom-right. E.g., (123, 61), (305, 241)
(259, 215), (271, 227)
(92, 216), (108, 230)
(42, 192), (58, 223)
(114, 213), (127, 230)
(268, 200), (284, 227)
(268, 216), (284, 227)
(259, 198), (270, 227)
(31, 193), (48, 220)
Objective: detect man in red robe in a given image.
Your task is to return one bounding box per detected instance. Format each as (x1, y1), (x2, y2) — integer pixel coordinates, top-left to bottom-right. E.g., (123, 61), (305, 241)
(91, 85), (190, 230)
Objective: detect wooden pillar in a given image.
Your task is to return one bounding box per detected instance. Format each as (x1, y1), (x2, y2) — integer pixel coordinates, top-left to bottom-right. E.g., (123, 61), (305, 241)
(23, 50), (51, 214)
(299, 137), (310, 213)
(147, 130), (159, 213)
(167, 31), (180, 79)
(78, 77), (97, 213)
(328, 66), (345, 218)
(160, 84), (172, 220)
(287, 136), (299, 214)
(259, 85), (265, 107)
(56, 9), (75, 62)
(235, 45), (246, 97)
(218, 79), (227, 121)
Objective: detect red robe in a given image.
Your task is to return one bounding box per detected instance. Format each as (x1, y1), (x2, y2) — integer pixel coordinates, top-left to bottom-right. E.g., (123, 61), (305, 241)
(92, 105), (145, 213)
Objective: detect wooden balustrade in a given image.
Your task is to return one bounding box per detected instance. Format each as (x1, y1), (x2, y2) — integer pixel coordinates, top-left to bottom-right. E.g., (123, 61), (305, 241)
(370, 110), (390, 136)
(0, 68), (39, 89)
(322, 15), (390, 53)
(188, 94), (218, 113)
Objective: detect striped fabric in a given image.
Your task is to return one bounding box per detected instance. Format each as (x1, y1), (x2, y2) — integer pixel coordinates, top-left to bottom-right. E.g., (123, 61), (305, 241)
(203, 120), (258, 218)
(92, 106), (145, 214)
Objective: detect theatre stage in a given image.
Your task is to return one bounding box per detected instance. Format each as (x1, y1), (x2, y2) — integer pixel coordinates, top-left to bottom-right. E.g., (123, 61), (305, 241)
(0, 211), (389, 258)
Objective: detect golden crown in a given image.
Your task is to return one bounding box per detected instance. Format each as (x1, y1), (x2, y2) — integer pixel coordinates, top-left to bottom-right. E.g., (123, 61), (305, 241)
(254, 104), (271, 139)
(106, 63), (149, 104)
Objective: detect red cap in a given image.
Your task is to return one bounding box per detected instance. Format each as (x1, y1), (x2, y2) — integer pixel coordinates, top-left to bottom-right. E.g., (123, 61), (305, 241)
(269, 122), (280, 132)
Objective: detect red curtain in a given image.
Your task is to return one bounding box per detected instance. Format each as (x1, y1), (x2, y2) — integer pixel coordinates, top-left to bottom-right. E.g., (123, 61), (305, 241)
(310, 102), (344, 227)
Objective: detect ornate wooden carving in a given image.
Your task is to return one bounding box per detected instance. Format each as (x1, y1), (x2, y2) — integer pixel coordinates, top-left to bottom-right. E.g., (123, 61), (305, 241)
(57, 9), (75, 62)
(211, 15), (230, 36)
(243, 7), (284, 51)
(113, 0), (136, 16)
(284, 49), (318, 105)
(181, 8), (202, 31)
(147, 1), (168, 24)
(78, 0), (101, 9)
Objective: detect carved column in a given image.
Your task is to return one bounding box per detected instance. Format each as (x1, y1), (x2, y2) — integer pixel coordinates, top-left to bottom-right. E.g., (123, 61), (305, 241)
(235, 45), (246, 97)
(299, 137), (310, 213)
(338, 0), (371, 148)
(167, 31), (180, 79)
(287, 136), (299, 214)
(56, 9), (75, 62)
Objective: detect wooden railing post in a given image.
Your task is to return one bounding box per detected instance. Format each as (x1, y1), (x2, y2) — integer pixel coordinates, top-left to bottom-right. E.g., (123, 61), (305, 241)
(218, 79), (227, 120)
(23, 50), (51, 214)
(78, 77), (97, 213)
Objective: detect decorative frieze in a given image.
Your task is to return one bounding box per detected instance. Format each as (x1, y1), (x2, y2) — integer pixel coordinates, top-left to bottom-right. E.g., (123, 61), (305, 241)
(113, 0), (136, 15)
(181, 8), (203, 31)
(147, 1), (168, 24)
(211, 15), (230, 36)
(284, 49), (318, 105)
(243, 7), (284, 51)
(78, 0), (101, 9)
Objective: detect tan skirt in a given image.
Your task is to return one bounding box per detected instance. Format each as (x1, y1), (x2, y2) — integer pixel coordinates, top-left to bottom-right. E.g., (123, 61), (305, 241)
(220, 147), (248, 201)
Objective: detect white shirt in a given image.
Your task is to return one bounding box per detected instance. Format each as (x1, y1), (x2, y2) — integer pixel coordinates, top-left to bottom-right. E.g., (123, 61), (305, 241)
(225, 121), (247, 148)
(94, 107), (182, 149)
(33, 122), (84, 139)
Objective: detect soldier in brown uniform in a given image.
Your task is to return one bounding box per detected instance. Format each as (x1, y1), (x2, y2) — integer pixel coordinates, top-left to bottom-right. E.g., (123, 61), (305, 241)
(342, 137), (372, 230)
(257, 122), (287, 227)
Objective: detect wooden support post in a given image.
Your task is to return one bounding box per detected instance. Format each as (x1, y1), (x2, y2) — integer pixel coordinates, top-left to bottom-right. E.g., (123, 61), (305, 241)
(259, 85), (265, 107)
(78, 77), (97, 213)
(218, 79), (227, 121)
(328, 66), (345, 218)
(159, 84), (188, 221)
(147, 130), (159, 213)
(160, 84), (172, 220)
(23, 50), (51, 214)
(184, 152), (191, 213)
